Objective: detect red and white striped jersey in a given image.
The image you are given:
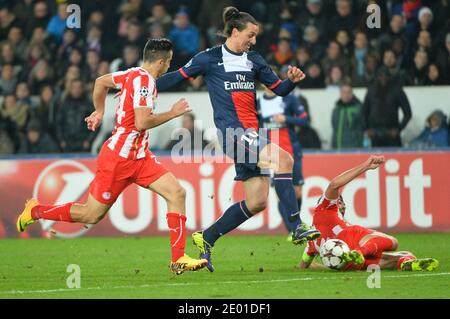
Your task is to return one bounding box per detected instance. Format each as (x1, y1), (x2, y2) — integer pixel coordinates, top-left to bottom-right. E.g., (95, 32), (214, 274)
(106, 67), (157, 160)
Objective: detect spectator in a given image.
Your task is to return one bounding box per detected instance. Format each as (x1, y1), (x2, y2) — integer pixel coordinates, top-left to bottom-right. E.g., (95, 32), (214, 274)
(84, 49), (101, 84)
(335, 29), (352, 57)
(331, 84), (363, 148)
(351, 31), (377, 86)
(30, 84), (56, 137)
(117, 21), (145, 57)
(294, 46), (312, 70)
(15, 81), (34, 109)
(197, 0), (233, 47)
(145, 3), (172, 36)
(0, 111), (15, 154)
(326, 65), (350, 90)
(85, 24), (103, 57)
(424, 63), (444, 85)
(0, 3), (20, 40)
(1, 94), (29, 133)
(28, 59), (54, 95)
(302, 24), (325, 62)
(164, 113), (208, 154)
(297, 0), (327, 39)
(301, 63), (326, 88)
(25, 0), (51, 39)
(0, 63), (17, 95)
(362, 69), (412, 147)
(392, 0), (423, 38)
(382, 49), (407, 85)
(19, 118), (59, 154)
(169, 9), (200, 68)
(46, 3), (69, 44)
(410, 110), (448, 147)
(321, 40), (350, 77)
(378, 14), (407, 53)
(6, 26), (28, 61)
(112, 45), (141, 72)
(1, 42), (21, 67)
(55, 80), (96, 153)
(435, 32), (450, 84)
(267, 38), (294, 68)
(414, 7), (436, 39)
(327, 0), (357, 40)
(407, 49), (429, 85)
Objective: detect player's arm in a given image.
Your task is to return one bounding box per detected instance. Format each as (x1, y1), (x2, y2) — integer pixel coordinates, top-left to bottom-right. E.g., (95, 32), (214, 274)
(255, 53), (305, 97)
(135, 98), (192, 130)
(85, 73), (117, 131)
(156, 51), (209, 91)
(325, 155), (385, 200)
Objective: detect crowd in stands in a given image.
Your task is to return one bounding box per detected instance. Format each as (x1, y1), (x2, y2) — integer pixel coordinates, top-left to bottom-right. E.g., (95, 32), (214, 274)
(0, 0), (449, 155)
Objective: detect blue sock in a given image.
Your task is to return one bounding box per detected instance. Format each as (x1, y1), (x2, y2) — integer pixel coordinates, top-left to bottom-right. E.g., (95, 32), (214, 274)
(203, 201), (252, 246)
(274, 173), (301, 225)
(278, 200), (300, 233)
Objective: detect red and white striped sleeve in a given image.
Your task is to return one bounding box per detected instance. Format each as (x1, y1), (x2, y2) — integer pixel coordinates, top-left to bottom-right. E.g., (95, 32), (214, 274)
(132, 73), (155, 110)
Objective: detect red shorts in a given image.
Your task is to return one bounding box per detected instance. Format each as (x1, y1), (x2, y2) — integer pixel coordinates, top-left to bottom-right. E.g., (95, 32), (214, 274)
(89, 145), (168, 205)
(337, 225), (376, 251)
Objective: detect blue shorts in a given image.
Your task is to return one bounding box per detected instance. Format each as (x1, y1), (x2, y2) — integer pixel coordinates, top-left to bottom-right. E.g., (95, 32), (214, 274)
(220, 128), (271, 181)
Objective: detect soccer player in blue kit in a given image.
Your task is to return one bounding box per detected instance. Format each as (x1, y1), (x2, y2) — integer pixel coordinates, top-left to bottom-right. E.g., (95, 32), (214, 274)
(257, 84), (310, 239)
(157, 6), (320, 272)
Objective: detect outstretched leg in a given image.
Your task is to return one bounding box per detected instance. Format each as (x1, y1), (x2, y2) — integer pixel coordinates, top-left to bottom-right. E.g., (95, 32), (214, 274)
(17, 195), (111, 232)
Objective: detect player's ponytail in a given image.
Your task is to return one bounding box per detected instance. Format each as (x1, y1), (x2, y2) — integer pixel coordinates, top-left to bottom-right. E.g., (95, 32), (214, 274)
(218, 6), (258, 38)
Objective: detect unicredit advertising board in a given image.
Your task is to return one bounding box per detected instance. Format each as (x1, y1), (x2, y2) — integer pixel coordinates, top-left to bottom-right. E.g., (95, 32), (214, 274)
(0, 151), (449, 238)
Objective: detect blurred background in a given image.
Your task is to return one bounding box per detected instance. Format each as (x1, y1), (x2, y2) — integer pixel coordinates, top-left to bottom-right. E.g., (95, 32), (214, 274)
(0, 0), (449, 238)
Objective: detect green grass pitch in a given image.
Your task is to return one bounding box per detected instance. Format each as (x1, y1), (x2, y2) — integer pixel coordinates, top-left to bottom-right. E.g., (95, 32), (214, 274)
(0, 233), (448, 298)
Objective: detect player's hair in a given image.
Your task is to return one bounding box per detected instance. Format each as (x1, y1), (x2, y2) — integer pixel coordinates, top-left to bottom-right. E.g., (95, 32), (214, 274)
(143, 38), (173, 63)
(218, 6), (258, 38)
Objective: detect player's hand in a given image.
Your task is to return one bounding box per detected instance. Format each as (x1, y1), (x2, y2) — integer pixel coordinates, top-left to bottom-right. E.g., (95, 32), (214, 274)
(272, 114), (286, 124)
(170, 98), (192, 117)
(365, 155), (385, 170)
(85, 111), (103, 131)
(287, 66), (306, 83)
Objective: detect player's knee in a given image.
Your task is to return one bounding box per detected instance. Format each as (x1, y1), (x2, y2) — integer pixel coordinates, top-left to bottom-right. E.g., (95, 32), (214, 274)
(278, 150), (294, 172)
(87, 213), (103, 224)
(171, 185), (186, 203)
(247, 198), (267, 213)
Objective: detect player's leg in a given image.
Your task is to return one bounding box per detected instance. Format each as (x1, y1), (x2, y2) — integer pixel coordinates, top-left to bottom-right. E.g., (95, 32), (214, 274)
(146, 172), (207, 274)
(193, 176), (270, 272)
(358, 231), (399, 258)
(17, 194), (112, 232)
(259, 143), (320, 244)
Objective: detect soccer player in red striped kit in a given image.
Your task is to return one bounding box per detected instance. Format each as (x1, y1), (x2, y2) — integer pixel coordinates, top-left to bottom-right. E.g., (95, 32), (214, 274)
(16, 38), (207, 275)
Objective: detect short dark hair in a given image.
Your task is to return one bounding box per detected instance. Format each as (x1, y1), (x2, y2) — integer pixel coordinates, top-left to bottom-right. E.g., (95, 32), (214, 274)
(219, 6), (258, 38)
(143, 38), (173, 63)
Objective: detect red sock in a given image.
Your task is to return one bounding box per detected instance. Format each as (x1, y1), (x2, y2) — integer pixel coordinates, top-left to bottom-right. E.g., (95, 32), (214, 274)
(397, 255), (416, 270)
(31, 203), (74, 222)
(166, 212), (187, 262)
(360, 236), (396, 258)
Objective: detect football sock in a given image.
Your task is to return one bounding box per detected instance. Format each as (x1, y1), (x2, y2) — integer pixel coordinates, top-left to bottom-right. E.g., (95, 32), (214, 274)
(278, 201), (299, 233)
(297, 197), (302, 212)
(273, 173), (300, 223)
(360, 236), (397, 257)
(31, 203), (74, 222)
(166, 212), (187, 262)
(203, 201), (251, 246)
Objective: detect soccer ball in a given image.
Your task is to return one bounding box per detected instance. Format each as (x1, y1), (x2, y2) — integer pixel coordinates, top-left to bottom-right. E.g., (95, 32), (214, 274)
(319, 239), (350, 270)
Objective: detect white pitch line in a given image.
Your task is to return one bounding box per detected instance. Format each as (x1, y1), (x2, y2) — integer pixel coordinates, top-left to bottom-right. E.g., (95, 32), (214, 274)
(1, 272), (449, 295)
